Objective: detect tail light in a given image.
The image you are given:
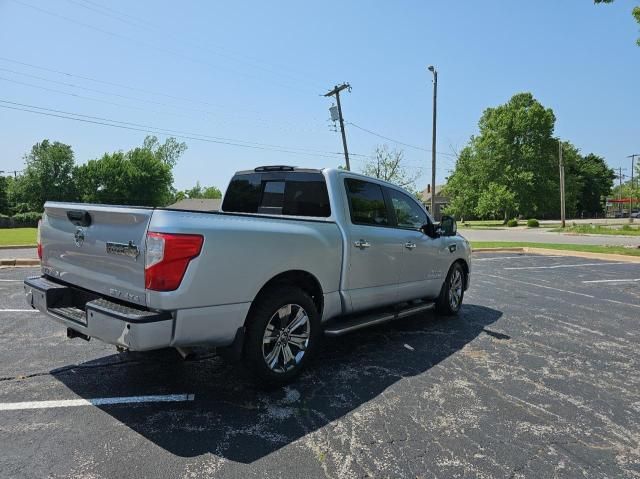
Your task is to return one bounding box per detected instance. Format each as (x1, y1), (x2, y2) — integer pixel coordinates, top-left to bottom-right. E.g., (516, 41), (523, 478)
(36, 219), (42, 260)
(144, 232), (203, 291)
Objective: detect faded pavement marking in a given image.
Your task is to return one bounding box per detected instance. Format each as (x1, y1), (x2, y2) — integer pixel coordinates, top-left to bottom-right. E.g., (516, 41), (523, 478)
(0, 394), (195, 411)
(503, 262), (624, 270)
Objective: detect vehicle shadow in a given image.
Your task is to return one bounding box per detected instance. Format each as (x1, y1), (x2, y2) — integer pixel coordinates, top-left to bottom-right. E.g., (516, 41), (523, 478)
(54, 303), (502, 463)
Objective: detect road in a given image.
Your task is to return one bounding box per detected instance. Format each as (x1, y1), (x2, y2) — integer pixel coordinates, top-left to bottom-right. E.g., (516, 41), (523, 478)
(460, 226), (640, 246)
(1, 255), (639, 478)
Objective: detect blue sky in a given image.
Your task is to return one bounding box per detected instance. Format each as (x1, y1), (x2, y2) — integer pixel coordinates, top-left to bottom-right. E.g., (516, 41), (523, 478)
(0, 0), (638, 192)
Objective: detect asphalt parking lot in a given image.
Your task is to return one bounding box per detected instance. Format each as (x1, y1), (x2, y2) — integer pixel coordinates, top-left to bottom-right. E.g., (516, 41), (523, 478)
(1, 254), (639, 478)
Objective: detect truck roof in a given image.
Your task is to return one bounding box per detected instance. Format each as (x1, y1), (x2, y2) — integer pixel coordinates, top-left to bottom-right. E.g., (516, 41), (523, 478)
(232, 166), (418, 195)
(233, 165), (323, 175)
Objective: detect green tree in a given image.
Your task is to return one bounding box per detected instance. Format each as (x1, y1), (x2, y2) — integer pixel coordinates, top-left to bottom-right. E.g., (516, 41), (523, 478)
(360, 145), (420, 195)
(574, 153), (615, 216)
(181, 182), (222, 199)
(13, 140), (77, 211)
(75, 136), (186, 206)
(0, 175), (8, 215)
(142, 136), (187, 167)
(611, 180), (640, 202)
(475, 183), (516, 220)
(445, 93), (559, 221)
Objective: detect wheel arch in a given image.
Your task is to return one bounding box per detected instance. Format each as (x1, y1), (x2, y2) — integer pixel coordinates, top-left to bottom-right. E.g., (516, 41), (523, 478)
(249, 270), (324, 321)
(453, 258), (470, 290)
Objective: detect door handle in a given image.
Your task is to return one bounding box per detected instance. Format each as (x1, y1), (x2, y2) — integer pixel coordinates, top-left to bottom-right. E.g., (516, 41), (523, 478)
(353, 239), (371, 249)
(404, 242), (416, 250)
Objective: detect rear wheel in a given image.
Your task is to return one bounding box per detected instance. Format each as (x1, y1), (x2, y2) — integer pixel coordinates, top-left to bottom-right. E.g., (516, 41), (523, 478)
(243, 286), (320, 386)
(435, 262), (465, 316)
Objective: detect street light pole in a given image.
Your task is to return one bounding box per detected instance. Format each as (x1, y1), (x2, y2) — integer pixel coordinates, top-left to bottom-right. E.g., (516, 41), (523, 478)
(559, 140), (566, 228)
(427, 66), (438, 218)
(629, 154), (639, 223)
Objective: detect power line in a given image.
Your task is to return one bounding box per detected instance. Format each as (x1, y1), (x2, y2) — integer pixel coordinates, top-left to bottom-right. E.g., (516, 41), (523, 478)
(346, 121), (458, 158)
(11, 0), (317, 96)
(0, 73), (325, 136)
(0, 100), (351, 159)
(0, 67), (275, 126)
(0, 57), (326, 134)
(66, 0), (327, 92)
(0, 56), (261, 115)
(0, 67), (203, 112)
(0, 75), (191, 118)
(0, 99), (340, 155)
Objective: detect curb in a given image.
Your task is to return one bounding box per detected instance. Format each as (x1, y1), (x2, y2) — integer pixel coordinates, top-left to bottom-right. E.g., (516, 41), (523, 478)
(0, 245), (37, 250)
(472, 247), (525, 253)
(472, 247), (640, 263)
(0, 258), (40, 267)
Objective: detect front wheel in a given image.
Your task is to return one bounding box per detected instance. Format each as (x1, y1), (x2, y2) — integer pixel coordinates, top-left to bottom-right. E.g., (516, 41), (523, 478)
(243, 286), (320, 386)
(435, 262), (465, 316)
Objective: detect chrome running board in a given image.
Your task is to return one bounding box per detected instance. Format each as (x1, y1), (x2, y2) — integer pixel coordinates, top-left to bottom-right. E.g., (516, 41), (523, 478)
(324, 301), (435, 337)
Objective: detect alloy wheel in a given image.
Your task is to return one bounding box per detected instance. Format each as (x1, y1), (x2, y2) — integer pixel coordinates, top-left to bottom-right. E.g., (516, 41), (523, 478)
(449, 269), (463, 310)
(262, 304), (311, 373)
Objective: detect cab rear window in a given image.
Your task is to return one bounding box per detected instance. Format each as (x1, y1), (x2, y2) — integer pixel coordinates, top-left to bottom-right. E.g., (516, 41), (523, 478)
(222, 172), (331, 217)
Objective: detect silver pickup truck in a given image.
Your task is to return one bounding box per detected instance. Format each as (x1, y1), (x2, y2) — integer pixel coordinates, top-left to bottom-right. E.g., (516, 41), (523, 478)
(25, 166), (470, 384)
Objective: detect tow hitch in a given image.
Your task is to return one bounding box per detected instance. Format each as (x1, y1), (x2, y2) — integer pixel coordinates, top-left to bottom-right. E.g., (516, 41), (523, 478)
(67, 328), (90, 342)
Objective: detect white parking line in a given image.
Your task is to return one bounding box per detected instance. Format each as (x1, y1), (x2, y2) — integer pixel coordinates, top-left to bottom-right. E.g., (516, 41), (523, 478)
(0, 309), (38, 313)
(477, 273), (640, 309)
(582, 278), (640, 284)
(504, 262), (623, 270)
(474, 255), (562, 261)
(0, 394), (195, 411)
(0, 279), (23, 282)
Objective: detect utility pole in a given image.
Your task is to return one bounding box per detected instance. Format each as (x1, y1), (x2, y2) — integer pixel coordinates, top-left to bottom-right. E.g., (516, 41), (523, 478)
(324, 83), (351, 171)
(617, 167), (626, 217)
(629, 154), (639, 223)
(559, 140), (566, 228)
(427, 66), (438, 217)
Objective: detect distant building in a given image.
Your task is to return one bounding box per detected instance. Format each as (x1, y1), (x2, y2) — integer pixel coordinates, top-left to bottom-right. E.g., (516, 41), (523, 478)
(420, 184), (448, 220)
(169, 198), (222, 211)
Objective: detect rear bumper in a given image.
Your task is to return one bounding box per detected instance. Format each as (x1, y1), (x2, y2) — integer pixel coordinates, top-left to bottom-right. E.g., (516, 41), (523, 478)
(24, 276), (173, 351)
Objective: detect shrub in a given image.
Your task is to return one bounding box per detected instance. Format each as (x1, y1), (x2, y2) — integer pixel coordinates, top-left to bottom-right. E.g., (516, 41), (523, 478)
(526, 218), (540, 228)
(11, 211), (42, 227)
(506, 219), (519, 227)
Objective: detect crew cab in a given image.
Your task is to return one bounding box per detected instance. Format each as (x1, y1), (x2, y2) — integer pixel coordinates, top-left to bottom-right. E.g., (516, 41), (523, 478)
(25, 166), (470, 384)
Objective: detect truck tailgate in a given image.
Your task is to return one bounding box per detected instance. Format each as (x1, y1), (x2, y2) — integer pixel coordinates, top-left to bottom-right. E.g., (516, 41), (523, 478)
(41, 202), (153, 307)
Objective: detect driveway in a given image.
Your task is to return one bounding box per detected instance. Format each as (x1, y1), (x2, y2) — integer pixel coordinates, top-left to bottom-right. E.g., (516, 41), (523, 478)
(0, 247), (37, 260)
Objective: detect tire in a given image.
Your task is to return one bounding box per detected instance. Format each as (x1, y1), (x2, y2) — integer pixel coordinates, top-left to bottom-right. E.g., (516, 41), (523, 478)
(435, 262), (465, 316)
(243, 286), (321, 386)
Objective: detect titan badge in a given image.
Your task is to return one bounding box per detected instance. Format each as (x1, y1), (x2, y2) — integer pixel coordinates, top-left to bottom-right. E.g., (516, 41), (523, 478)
(106, 241), (140, 260)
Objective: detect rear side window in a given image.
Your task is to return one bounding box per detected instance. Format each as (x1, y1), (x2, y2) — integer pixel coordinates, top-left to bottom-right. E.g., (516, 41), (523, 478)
(345, 178), (389, 226)
(222, 172), (331, 217)
(221, 173), (262, 213)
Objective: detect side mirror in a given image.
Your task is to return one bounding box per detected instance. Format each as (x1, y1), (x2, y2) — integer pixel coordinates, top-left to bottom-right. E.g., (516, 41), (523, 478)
(440, 215), (457, 236)
(421, 222), (438, 238)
